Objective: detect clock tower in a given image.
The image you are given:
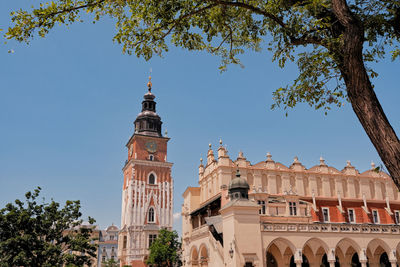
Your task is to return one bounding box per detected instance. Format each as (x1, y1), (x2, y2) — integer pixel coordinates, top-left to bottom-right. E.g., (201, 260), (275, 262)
(118, 78), (173, 267)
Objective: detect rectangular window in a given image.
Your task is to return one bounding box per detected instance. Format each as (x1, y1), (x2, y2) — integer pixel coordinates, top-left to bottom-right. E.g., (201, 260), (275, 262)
(348, 209), (355, 223)
(395, 211), (400, 224)
(258, 200), (266, 215)
(123, 236), (127, 249)
(289, 202), (297, 216)
(322, 208), (330, 222)
(148, 234), (157, 248)
(372, 210), (380, 224)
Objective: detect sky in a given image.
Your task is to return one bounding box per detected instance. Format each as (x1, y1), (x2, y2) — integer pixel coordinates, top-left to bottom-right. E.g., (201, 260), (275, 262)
(1, 1), (399, 234)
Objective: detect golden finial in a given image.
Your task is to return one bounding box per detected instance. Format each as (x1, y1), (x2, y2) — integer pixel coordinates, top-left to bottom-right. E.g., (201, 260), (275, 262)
(147, 68), (152, 92)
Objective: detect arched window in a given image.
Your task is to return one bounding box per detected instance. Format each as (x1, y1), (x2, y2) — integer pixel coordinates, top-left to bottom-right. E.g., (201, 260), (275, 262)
(149, 173), (155, 184)
(148, 207), (155, 223)
(123, 236), (127, 249)
(149, 155), (154, 161)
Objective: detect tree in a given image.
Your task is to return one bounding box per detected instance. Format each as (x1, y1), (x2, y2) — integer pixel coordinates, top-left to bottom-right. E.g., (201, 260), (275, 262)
(0, 187), (97, 267)
(147, 228), (181, 267)
(104, 258), (119, 267)
(4, 0), (400, 189)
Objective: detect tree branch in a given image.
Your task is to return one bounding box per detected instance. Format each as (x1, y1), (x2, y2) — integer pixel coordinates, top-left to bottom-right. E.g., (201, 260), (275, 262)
(38, 0), (106, 26)
(134, 3), (219, 46)
(211, 0), (287, 28)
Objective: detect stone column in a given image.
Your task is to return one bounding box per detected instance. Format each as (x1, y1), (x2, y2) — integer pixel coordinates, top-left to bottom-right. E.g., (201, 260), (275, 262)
(309, 175), (318, 196)
(294, 249), (303, 267)
(390, 260), (397, 267)
(282, 174), (291, 193)
(347, 178), (356, 198)
(328, 248), (336, 267)
(295, 174), (305, 195)
(267, 173), (277, 194)
(322, 176), (331, 197)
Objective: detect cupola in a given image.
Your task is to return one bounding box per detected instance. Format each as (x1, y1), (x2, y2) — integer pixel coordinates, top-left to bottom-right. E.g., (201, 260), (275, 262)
(134, 76), (163, 137)
(228, 169), (250, 200)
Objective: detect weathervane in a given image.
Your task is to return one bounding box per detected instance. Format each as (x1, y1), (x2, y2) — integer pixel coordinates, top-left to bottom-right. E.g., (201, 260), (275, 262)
(147, 68), (152, 92)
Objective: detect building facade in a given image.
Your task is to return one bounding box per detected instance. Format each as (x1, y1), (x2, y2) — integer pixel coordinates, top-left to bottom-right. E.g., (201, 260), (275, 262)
(118, 79), (173, 266)
(182, 142), (400, 267)
(98, 224), (119, 266)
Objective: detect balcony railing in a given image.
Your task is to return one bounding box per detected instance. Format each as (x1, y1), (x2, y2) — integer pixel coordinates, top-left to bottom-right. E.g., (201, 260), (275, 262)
(262, 222), (400, 234)
(191, 224), (209, 239)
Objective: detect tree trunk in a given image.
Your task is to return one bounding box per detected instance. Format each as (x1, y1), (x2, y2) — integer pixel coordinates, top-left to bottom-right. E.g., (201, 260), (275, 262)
(332, 0), (400, 190)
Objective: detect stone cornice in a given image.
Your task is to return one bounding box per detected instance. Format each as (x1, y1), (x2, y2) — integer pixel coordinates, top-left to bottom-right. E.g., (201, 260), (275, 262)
(122, 159), (173, 171)
(262, 222), (400, 235)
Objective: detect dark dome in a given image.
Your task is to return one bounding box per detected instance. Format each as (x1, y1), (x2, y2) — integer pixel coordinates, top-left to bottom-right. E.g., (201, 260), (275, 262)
(229, 169), (250, 190)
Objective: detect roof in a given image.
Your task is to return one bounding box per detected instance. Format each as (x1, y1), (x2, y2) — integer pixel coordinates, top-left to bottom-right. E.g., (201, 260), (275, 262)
(220, 198), (259, 210)
(205, 215), (223, 234)
(190, 194), (221, 216)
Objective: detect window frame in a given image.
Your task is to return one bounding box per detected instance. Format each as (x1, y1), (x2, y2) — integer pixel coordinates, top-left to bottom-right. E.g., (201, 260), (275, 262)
(289, 201), (297, 216)
(395, 210), (400, 225)
(148, 234), (157, 248)
(148, 207), (155, 223)
(148, 172), (157, 184)
(347, 208), (356, 223)
(123, 236), (127, 249)
(322, 207), (330, 222)
(258, 200), (266, 215)
(372, 209), (380, 224)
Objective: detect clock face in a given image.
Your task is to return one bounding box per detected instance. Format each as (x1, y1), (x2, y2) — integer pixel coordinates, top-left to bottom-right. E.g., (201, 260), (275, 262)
(145, 140), (157, 153)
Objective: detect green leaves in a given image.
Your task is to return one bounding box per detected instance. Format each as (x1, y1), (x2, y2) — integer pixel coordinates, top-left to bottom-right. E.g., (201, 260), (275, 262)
(272, 47), (346, 113)
(0, 187), (97, 267)
(5, 0), (400, 112)
(147, 228), (181, 267)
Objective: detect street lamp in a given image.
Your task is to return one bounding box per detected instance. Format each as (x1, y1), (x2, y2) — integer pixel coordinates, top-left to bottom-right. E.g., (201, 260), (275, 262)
(229, 243), (234, 258)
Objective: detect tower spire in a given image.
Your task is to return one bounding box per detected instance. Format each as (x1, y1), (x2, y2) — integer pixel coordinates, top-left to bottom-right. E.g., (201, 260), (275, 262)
(147, 69), (152, 93)
(133, 75), (163, 137)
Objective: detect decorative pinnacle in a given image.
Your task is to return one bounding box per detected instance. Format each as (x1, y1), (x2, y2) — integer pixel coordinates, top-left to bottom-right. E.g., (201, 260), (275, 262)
(200, 158), (203, 165)
(266, 152), (272, 161)
(208, 143), (212, 149)
(294, 156), (299, 163)
(236, 167), (241, 177)
(164, 129), (168, 137)
(219, 139), (223, 145)
(147, 75), (152, 92)
(320, 156), (326, 165)
(371, 161), (376, 169)
(346, 160), (351, 167)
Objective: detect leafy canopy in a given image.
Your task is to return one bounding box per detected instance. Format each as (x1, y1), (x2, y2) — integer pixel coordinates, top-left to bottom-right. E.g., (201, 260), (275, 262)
(5, 0), (400, 113)
(147, 228), (181, 267)
(0, 187), (97, 267)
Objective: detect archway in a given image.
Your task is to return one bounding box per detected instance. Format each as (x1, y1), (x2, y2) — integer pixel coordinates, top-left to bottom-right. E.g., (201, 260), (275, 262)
(190, 246), (198, 267)
(302, 237), (329, 266)
(289, 254), (310, 267)
(335, 238), (361, 266)
(321, 254), (340, 267)
(266, 238), (296, 266)
(266, 251), (278, 267)
(199, 244), (208, 267)
(379, 252), (391, 267)
(351, 253), (361, 267)
(366, 238), (391, 266)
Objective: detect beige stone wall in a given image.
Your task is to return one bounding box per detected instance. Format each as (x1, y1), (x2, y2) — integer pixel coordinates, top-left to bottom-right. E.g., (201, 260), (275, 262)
(182, 144), (400, 267)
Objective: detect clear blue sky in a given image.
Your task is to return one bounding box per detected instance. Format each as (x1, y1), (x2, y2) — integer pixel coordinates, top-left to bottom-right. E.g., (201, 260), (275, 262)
(1, 1), (399, 234)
